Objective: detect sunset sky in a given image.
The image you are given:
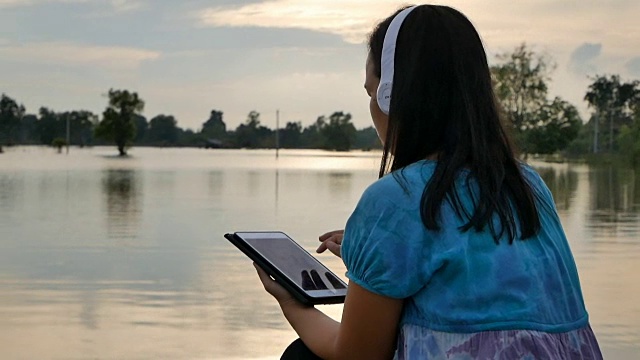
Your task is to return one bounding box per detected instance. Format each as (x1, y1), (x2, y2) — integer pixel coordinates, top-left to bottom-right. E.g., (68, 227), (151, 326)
(1, 0), (639, 130)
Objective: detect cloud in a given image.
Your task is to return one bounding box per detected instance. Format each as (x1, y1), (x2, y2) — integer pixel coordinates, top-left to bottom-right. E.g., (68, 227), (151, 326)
(0, 41), (160, 69)
(0, 0), (86, 8)
(196, 0), (403, 44)
(568, 43), (602, 75)
(109, 0), (143, 12)
(0, 0), (144, 12)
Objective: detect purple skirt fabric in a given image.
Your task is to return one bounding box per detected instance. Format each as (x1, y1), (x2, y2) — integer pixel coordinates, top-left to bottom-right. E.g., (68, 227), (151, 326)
(395, 324), (602, 359)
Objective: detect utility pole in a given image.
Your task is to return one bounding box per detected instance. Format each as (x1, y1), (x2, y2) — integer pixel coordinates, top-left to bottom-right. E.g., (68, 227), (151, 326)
(593, 112), (599, 154)
(66, 114), (70, 154)
(275, 109), (280, 159)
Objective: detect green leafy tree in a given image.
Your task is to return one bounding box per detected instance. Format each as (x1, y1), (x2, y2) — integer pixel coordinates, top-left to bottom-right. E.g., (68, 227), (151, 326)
(300, 116), (326, 149)
(234, 111), (273, 148)
(147, 114), (179, 146)
(51, 138), (67, 153)
(133, 115), (148, 144)
(60, 111), (97, 147)
(491, 44), (552, 136)
(19, 114), (38, 144)
(491, 44), (581, 155)
(0, 94), (25, 152)
(618, 103), (640, 166)
(177, 128), (202, 147)
(524, 98), (582, 154)
(36, 107), (63, 145)
(584, 75), (639, 153)
(320, 112), (356, 151)
(354, 126), (382, 150)
(201, 110), (226, 140)
(278, 121), (303, 148)
(95, 89), (144, 156)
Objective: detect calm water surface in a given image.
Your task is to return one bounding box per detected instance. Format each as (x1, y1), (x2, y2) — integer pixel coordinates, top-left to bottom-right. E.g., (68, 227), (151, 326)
(1, 147), (638, 359)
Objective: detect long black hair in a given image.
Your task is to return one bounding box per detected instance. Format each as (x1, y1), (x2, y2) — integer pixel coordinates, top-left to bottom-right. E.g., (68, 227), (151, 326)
(369, 5), (540, 242)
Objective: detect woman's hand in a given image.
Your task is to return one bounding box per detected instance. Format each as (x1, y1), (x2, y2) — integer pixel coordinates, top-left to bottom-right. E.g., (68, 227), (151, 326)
(316, 230), (344, 258)
(253, 263), (299, 308)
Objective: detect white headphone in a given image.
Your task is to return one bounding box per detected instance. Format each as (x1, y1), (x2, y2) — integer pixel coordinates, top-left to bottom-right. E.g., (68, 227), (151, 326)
(377, 5), (419, 115)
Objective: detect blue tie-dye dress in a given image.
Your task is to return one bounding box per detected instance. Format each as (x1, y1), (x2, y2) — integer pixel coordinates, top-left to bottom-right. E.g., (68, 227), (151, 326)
(341, 160), (602, 359)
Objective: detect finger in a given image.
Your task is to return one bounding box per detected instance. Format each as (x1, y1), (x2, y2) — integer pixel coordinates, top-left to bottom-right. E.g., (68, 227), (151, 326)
(326, 241), (342, 258)
(316, 242), (328, 253)
(319, 230), (344, 241)
(319, 234), (343, 246)
(329, 234), (343, 245)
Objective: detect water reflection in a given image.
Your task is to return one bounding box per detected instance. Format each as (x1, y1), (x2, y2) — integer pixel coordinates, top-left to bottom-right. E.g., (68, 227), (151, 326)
(0, 149), (638, 359)
(207, 171), (224, 198)
(327, 172), (353, 197)
(536, 166), (578, 211)
(590, 167), (637, 212)
(0, 174), (21, 213)
(588, 167), (640, 238)
(102, 169), (141, 242)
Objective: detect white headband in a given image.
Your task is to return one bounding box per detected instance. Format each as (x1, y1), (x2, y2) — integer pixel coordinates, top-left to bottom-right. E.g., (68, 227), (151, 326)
(376, 5), (419, 115)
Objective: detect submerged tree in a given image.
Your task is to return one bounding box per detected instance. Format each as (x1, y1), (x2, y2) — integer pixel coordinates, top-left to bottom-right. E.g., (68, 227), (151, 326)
(147, 114), (179, 145)
(95, 89), (144, 156)
(320, 112), (356, 151)
(278, 121), (303, 148)
(0, 94), (25, 152)
(201, 110), (226, 140)
(233, 111), (274, 148)
(618, 102), (640, 166)
(585, 75), (639, 153)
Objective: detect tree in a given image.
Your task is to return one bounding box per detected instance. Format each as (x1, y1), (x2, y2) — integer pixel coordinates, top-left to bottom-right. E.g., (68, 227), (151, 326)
(491, 44), (552, 135)
(36, 107), (63, 145)
(300, 116), (326, 149)
(133, 115), (148, 144)
(234, 111), (273, 148)
(618, 103), (640, 167)
(278, 121), (303, 148)
(95, 89), (144, 156)
(491, 44), (581, 154)
(524, 98), (582, 154)
(201, 110), (226, 140)
(19, 114), (38, 144)
(51, 138), (67, 153)
(0, 94), (25, 152)
(60, 110), (97, 147)
(320, 112), (356, 151)
(177, 128), (201, 147)
(147, 114), (179, 145)
(584, 75), (639, 153)
(354, 126), (382, 150)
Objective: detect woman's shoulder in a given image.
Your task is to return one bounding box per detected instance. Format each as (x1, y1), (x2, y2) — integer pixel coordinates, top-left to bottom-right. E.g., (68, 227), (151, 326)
(362, 160), (436, 203)
(518, 162), (546, 185)
(517, 162), (555, 200)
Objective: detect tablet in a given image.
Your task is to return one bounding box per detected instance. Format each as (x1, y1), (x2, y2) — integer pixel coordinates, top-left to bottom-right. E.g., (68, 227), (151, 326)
(225, 231), (347, 305)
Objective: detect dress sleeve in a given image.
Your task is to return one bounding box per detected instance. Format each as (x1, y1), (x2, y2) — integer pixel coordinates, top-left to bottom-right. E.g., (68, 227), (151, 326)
(341, 184), (430, 299)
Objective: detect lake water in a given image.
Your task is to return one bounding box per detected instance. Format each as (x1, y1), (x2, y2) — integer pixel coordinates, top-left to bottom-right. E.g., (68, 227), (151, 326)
(1, 147), (638, 359)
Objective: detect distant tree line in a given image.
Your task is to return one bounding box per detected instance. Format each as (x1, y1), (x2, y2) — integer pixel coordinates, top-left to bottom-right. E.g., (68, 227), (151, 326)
(1, 44), (639, 164)
(0, 90), (381, 155)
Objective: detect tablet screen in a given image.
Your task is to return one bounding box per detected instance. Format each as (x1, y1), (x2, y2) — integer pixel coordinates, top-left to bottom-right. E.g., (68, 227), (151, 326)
(237, 232), (347, 296)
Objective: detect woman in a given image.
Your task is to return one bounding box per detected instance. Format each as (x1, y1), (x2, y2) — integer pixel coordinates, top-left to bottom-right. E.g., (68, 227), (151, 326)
(254, 4), (602, 359)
